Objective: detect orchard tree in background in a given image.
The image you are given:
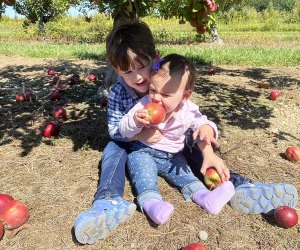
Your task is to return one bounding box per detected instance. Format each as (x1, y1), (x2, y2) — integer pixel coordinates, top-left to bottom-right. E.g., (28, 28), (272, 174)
(15, 0), (81, 33)
(0, 0), (17, 18)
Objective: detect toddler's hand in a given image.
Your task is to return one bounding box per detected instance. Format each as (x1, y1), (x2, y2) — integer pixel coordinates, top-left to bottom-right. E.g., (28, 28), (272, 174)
(134, 109), (150, 127)
(193, 125), (220, 148)
(200, 154), (230, 182)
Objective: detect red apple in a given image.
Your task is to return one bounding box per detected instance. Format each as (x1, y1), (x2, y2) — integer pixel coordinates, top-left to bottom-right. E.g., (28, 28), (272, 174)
(0, 194), (14, 213)
(52, 106), (67, 121)
(196, 24), (206, 34)
(88, 74), (97, 81)
(144, 102), (166, 125)
(274, 206), (298, 229)
(48, 69), (56, 76)
(183, 242), (208, 250)
(204, 167), (222, 190)
(52, 76), (60, 84)
(0, 200), (30, 230)
(15, 88), (34, 102)
(285, 146), (300, 162)
(208, 2), (217, 12)
(0, 222), (3, 241)
(207, 67), (216, 75)
(49, 90), (60, 101)
(42, 121), (59, 138)
(69, 74), (80, 85)
(269, 90), (280, 100)
(100, 97), (108, 108)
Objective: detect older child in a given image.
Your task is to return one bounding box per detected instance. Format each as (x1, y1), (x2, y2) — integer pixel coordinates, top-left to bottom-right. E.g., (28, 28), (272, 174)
(119, 54), (236, 224)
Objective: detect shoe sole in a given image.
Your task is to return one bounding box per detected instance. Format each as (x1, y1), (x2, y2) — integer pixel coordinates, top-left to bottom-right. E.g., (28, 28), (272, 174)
(230, 183), (298, 214)
(75, 203), (137, 244)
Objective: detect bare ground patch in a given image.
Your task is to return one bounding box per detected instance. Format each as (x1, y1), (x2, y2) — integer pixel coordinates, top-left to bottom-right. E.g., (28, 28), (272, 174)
(0, 56), (300, 250)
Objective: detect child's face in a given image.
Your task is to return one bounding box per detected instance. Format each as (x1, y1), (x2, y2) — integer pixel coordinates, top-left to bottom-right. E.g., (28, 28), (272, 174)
(114, 50), (153, 96)
(149, 63), (191, 114)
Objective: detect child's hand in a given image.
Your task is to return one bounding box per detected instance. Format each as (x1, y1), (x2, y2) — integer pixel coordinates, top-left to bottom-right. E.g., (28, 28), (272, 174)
(137, 127), (162, 144)
(200, 154), (230, 182)
(134, 109), (150, 127)
(193, 125), (220, 148)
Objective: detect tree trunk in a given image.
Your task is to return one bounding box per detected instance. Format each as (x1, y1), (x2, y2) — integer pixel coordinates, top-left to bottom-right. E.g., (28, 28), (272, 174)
(211, 24), (224, 45)
(38, 16), (45, 33)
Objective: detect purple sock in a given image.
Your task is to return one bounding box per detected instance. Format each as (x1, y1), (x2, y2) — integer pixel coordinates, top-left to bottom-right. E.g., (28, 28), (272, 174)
(193, 181), (235, 215)
(142, 199), (174, 225)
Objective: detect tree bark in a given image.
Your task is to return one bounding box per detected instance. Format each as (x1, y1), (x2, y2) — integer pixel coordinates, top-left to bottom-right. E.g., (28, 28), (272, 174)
(38, 16), (45, 33)
(211, 24), (224, 45)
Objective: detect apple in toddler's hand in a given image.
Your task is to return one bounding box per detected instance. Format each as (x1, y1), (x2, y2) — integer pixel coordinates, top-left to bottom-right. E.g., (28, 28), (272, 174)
(274, 206), (298, 229)
(0, 222), (3, 241)
(269, 90), (280, 100)
(144, 102), (166, 125)
(204, 167), (222, 190)
(183, 242), (208, 250)
(285, 146), (300, 162)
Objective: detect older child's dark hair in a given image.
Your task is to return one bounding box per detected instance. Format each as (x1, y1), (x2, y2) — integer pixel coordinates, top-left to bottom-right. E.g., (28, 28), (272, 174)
(106, 20), (156, 71)
(161, 54), (197, 91)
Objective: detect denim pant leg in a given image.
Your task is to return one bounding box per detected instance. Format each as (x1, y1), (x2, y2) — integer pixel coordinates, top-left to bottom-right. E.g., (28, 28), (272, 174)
(158, 152), (206, 201)
(183, 128), (252, 188)
(93, 140), (130, 202)
(127, 144), (163, 208)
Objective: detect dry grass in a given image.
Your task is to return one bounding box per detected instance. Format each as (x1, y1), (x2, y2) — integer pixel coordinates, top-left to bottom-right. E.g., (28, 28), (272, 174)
(0, 56), (300, 250)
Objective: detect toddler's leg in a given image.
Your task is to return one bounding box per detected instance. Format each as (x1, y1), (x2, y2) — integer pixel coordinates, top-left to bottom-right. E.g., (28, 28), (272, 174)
(142, 199), (174, 225)
(230, 182), (298, 214)
(193, 181), (235, 215)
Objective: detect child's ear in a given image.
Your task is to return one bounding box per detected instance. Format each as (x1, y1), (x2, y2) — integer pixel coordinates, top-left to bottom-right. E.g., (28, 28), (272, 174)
(182, 89), (192, 102)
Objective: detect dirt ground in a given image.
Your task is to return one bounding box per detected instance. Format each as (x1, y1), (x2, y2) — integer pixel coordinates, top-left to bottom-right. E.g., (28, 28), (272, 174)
(0, 55), (300, 250)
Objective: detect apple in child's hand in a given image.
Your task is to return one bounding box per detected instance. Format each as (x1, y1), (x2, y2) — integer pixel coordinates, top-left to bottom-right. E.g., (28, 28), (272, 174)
(144, 102), (166, 125)
(42, 121), (59, 138)
(183, 242), (208, 250)
(204, 167), (222, 190)
(52, 106), (67, 121)
(0, 194), (14, 213)
(274, 206), (298, 229)
(285, 146), (300, 162)
(269, 90), (280, 100)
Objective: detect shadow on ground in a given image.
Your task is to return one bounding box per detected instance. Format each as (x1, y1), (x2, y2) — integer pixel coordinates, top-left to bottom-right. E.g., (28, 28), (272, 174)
(1, 60), (299, 156)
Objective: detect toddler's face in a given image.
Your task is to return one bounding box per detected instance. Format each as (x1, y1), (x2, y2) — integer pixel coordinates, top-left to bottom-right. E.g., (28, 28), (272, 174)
(115, 50), (153, 96)
(149, 62), (191, 114)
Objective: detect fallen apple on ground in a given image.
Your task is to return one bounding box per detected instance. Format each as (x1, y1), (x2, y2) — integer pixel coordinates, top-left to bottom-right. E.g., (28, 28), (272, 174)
(88, 74), (96, 81)
(144, 102), (166, 125)
(42, 121), (59, 138)
(0, 222), (3, 241)
(100, 97), (108, 108)
(48, 69), (56, 76)
(285, 146), (300, 162)
(0, 194), (14, 213)
(274, 206), (298, 229)
(49, 90), (60, 101)
(207, 67), (216, 75)
(183, 242), (208, 250)
(69, 74), (80, 85)
(0, 200), (29, 230)
(52, 106), (67, 121)
(269, 90), (280, 100)
(15, 88), (34, 102)
(204, 167), (222, 189)
(52, 76), (60, 84)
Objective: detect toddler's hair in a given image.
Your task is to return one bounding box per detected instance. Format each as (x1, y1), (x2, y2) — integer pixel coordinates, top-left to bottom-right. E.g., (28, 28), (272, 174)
(106, 20), (156, 71)
(161, 54), (197, 91)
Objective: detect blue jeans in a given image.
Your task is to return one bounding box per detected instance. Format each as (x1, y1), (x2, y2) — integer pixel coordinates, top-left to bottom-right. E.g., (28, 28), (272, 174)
(127, 141), (207, 207)
(94, 140), (130, 201)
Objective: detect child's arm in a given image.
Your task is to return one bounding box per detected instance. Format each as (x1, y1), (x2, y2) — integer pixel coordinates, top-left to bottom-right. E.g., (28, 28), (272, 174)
(197, 141), (230, 182)
(193, 124), (220, 148)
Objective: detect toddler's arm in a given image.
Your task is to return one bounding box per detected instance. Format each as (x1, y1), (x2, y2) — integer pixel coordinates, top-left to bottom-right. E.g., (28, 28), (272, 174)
(193, 124), (220, 148)
(197, 140), (230, 182)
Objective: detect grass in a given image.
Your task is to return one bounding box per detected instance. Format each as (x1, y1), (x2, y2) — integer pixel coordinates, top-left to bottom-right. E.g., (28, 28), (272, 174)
(0, 41), (299, 67)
